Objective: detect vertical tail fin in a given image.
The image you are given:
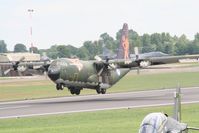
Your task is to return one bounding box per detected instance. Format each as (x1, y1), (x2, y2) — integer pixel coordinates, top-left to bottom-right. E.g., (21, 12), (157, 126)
(117, 23), (130, 59)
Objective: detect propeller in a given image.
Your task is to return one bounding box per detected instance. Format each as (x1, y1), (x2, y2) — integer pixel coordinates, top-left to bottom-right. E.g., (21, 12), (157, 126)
(94, 55), (117, 83)
(4, 69), (11, 75)
(134, 47), (139, 60)
(4, 56), (25, 76)
(134, 47), (141, 74)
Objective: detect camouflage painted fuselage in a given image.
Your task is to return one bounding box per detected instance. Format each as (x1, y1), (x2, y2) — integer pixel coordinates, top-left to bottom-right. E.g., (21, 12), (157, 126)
(48, 58), (130, 90)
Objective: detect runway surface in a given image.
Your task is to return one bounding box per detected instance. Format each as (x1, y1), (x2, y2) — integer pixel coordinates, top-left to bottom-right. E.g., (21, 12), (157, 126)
(0, 87), (199, 119)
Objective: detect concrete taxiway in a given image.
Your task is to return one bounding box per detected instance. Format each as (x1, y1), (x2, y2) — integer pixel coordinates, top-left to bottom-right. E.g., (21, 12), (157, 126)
(0, 87), (199, 119)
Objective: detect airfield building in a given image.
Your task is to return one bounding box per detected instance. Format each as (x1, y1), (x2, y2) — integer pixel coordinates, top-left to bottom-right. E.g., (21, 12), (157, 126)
(0, 53), (40, 62)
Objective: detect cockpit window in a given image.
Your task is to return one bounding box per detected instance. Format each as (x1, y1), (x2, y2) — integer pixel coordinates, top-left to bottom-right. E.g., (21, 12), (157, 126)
(50, 60), (58, 66)
(49, 59), (68, 69)
(57, 61), (68, 66)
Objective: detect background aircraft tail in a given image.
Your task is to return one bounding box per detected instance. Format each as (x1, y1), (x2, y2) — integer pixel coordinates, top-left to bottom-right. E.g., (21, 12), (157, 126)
(117, 23), (130, 59)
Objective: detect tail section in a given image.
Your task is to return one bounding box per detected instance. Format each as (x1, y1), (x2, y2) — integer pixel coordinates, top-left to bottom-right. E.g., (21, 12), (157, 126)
(117, 23), (130, 60)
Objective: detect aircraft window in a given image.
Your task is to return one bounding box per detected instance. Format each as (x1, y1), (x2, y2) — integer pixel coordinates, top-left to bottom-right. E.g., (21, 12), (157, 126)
(50, 61), (57, 66)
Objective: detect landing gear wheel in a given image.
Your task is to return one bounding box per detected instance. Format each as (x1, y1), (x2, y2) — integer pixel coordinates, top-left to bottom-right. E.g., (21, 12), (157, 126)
(96, 88), (101, 94)
(70, 89), (75, 95)
(69, 87), (81, 95)
(101, 89), (106, 94)
(75, 89), (80, 95)
(56, 84), (64, 90)
(96, 88), (106, 94)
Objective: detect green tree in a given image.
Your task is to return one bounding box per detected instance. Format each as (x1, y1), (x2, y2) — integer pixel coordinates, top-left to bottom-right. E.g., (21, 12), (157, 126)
(194, 33), (199, 42)
(128, 30), (141, 54)
(57, 45), (70, 58)
(174, 34), (189, 55)
(0, 40), (7, 53)
(186, 43), (199, 54)
(141, 34), (152, 52)
(187, 33), (199, 54)
(65, 45), (78, 57)
(100, 33), (115, 50)
(83, 41), (96, 59)
(77, 46), (89, 60)
(161, 33), (174, 54)
(47, 45), (58, 59)
(14, 43), (27, 52)
(150, 33), (163, 52)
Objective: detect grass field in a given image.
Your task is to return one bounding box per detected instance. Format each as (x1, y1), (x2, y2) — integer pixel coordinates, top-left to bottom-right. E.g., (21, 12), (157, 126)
(1, 71), (199, 101)
(0, 103), (198, 133)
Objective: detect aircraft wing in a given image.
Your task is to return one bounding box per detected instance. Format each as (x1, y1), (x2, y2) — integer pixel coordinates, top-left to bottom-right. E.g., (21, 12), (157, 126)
(148, 54), (199, 65)
(0, 62), (48, 68)
(0, 61), (50, 76)
(107, 54), (199, 68)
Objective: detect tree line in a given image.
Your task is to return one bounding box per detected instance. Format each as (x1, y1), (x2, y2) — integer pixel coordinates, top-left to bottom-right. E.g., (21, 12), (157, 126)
(1, 29), (199, 60)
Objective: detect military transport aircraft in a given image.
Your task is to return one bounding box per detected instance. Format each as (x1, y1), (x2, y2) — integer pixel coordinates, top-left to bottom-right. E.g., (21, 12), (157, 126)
(47, 23), (199, 95)
(47, 54), (199, 95)
(2, 23), (199, 95)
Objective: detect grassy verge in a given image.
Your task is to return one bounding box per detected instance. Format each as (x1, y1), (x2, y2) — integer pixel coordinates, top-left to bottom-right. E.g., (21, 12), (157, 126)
(0, 103), (198, 133)
(1, 71), (199, 101)
(110, 71), (199, 92)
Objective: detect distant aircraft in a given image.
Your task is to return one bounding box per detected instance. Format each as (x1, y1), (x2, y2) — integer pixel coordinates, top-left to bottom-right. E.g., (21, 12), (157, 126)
(0, 55), (50, 76)
(100, 23), (170, 68)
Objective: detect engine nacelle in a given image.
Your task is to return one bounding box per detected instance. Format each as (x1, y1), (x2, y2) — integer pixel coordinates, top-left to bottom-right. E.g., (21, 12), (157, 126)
(139, 61), (151, 68)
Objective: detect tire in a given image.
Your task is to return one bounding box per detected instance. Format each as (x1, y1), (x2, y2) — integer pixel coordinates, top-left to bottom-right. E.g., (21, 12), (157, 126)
(69, 87), (81, 95)
(56, 84), (63, 90)
(96, 88), (101, 94)
(75, 89), (81, 95)
(70, 89), (75, 95)
(101, 89), (106, 94)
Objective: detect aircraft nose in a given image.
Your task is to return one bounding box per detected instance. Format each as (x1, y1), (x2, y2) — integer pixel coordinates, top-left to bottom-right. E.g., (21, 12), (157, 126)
(48, 68), (60, 81)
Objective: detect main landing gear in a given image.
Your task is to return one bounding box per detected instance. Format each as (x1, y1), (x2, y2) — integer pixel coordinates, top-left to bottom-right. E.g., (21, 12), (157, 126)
(56, 84), (81, 95)
(68, 87), (82, 95)
(96, 88), (106, 94)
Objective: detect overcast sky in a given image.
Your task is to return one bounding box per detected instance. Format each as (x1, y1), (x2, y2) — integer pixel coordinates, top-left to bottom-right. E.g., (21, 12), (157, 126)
(0, 0), (199, 51)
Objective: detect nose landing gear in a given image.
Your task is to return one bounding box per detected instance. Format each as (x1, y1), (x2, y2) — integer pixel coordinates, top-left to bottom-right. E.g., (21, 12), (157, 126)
(56, 83), (64, 90)
(96, 88), (106, 94)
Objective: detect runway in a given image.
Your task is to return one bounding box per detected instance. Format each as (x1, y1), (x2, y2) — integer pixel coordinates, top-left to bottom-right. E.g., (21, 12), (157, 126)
(0, 87), (199, 119)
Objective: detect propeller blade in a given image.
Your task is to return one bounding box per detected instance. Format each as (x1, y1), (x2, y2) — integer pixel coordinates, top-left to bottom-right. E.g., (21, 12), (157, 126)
(15, 56), (25, 66)
(18, 71), (22, 76)
(4, 69), (11, 75)
(13, 56), (25, 70)
(94, 55), (102, 61)
(109, 63), (116, 69)
(134, 47), (139, 60)
(97, 66), (104, 76)
(19, 56), (25, 62)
